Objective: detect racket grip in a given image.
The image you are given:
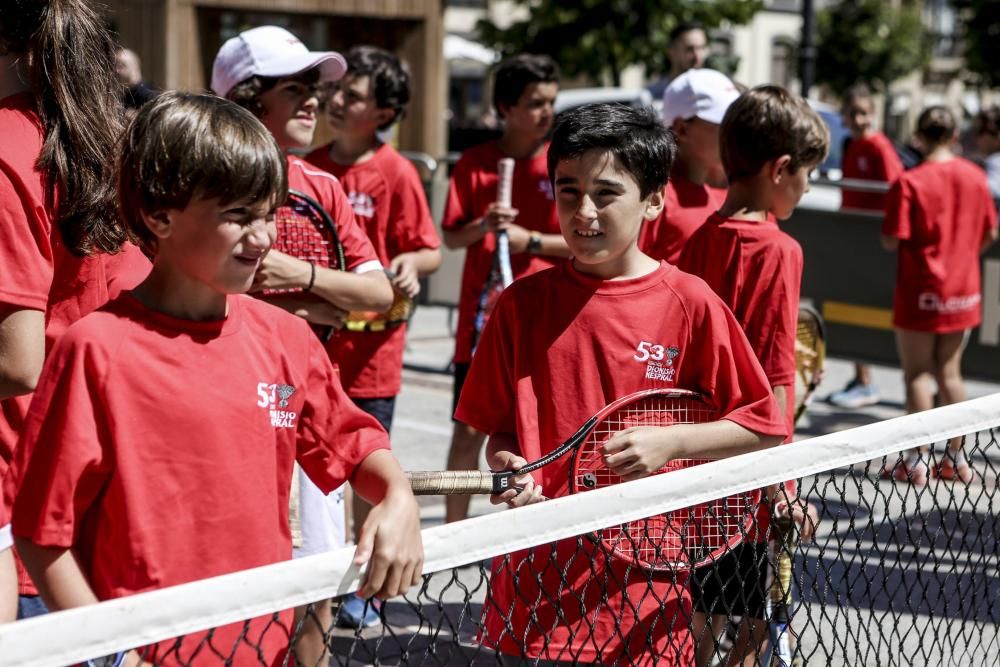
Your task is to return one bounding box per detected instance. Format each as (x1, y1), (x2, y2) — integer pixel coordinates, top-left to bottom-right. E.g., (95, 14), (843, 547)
(407, 471), (501, 495)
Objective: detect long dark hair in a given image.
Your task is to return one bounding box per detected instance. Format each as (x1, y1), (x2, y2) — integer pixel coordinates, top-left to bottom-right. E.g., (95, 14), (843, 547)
(0, 0), (128, 255)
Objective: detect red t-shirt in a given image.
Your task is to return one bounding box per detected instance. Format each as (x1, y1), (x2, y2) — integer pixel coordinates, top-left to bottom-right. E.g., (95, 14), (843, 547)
(678, 214), (803, 538)
(455, 260), (785, 663)
(441, 141), (561, 364)
(305, 143), (441, 398)
(883, 157), (998, 332)
(7, 293), (388, 664)
(639, 174), (726, 264)
(0, 92), (150, 547)
(841, 133), (904, 212)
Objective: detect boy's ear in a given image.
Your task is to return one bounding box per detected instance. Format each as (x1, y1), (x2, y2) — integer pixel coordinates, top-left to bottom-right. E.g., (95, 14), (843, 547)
(670, 117), (688, 141)
(374, 107), (395, 129)
(141, 210), (173, 240)
(643, 187), (665, 221)
(769, 155), (793, 184)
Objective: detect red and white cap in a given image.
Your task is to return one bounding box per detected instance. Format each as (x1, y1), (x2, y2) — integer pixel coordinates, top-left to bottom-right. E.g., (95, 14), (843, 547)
(662, 68), (740, 127)
(211, 26), (347, 98)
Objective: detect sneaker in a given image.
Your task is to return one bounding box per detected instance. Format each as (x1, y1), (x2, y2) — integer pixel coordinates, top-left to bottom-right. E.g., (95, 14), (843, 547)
(891, 452), (930, 486)
(936, 451), (974, 484)
(336, 593), (381, 629)
(828, 380), (880, 409)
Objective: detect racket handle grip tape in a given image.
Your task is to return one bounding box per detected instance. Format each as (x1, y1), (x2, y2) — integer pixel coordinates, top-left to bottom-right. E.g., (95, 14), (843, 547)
(406, 470), (512, 495)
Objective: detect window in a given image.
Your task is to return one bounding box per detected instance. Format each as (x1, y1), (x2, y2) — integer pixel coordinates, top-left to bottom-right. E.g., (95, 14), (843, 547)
(770, 38), (796, 88)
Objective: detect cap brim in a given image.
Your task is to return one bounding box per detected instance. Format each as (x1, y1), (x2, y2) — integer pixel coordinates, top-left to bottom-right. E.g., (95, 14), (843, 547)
(255, 51), (347, 83)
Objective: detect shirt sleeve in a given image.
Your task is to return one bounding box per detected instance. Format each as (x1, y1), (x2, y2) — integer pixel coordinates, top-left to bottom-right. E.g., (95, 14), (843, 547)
(876, 139), (904, 184)
(325, 177), (382, 273)
(295, 334), (390, 493)
(388, 161), (441, 256)
(744, 242), (803, 388)
(882, 178), (911, 240)
(681, 290), (787, 439)
(9, 335), (112, 548)
(441, 156), (476, 231)
(0, 167), (53, 310)
(453, 289), (517, 435)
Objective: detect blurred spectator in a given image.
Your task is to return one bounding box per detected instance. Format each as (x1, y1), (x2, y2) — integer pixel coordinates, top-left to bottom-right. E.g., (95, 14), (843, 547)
(115, 47), (157, 110)
(974, 106), (1000, 205)
(647, 22), (708, 101)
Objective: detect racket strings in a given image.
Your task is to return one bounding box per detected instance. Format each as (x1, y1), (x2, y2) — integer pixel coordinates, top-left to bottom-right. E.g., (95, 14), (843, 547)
(573, 396), (752, 570)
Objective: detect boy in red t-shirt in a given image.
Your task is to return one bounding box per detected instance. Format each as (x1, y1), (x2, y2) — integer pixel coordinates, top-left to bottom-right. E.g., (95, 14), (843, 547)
(678, 85), (828, 667)
(5, 92), (422, 665)
(829, 84), (905, 410)
(882, 106), (998, 485)
(640, 68), (738, 263)
(305, 44), (442, 628)
(442, 54), (571, 523)
(456, 103), (787, 665)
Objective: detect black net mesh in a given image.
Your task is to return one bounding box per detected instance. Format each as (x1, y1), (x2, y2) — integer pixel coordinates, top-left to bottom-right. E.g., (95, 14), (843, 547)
(33, 429), (1000, 666)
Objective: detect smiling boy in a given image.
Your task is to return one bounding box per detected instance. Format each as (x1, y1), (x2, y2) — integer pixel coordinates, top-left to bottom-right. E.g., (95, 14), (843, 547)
(454, 103), (786, 665)
(5, 92), (422, 664)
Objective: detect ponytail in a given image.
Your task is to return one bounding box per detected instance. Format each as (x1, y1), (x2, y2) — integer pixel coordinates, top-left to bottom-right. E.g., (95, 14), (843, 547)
(1, 0), (128, 255)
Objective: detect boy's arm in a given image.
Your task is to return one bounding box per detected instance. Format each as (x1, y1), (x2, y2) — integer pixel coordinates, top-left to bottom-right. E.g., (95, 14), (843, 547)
(389, 248), (442, 298)
(257, 293), (347, 328)
(14, 539), (99, 610)
(253, 254), (394, 313)
(0, 307), (45, 398)
(602, 419), (782, 482)
(348, 450), (424, 599)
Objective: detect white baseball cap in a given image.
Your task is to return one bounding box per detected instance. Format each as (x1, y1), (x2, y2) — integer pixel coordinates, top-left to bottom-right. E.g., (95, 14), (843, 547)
(662, 68), (740, 127)
(211, 26), (347, 98)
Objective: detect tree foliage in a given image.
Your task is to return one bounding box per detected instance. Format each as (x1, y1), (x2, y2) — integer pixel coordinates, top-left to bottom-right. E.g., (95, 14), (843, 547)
(952, 0), (1000, 88)
(477, 0), (763, 87)
(815, 0), (931, 96)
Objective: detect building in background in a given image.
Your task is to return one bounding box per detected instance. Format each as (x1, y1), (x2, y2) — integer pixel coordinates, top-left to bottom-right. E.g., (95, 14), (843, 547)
(104, 0), (447, 156)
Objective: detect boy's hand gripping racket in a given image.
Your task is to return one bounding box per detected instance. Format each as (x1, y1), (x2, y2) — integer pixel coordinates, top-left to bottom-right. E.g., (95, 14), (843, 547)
(794, 304), (826, 424)
(407, 388), (760, 571)
(767, 513), (798, 666)
(471, 158), (516, 352)
(343, 269), (416, 332)
(269, 189), (347, 341)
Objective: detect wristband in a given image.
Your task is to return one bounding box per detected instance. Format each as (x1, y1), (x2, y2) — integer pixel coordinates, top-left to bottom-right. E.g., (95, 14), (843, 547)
(305, 262), (316, 292)
(527, 231), (543, 254)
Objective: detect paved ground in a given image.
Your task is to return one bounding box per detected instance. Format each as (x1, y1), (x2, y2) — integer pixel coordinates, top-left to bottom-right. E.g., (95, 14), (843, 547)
(326, 305), (1000, 666)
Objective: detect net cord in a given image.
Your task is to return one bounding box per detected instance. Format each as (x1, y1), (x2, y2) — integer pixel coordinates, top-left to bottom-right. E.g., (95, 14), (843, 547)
(2, 392), (999, 666)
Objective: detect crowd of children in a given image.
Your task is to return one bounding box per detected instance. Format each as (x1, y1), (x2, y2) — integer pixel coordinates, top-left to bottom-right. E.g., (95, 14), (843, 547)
(0, 2), (996, 666)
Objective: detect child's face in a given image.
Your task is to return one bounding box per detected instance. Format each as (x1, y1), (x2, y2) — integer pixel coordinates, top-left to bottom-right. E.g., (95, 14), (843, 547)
(259, 75), (321, 150)
(500, 82), (558, 142)
(770, 159), (815, 221)
(674, 117), (722, 173)
(153, 196), (276, 295)
(843, 98), (874, 138)
(325, 74), (391, 138)
(554, 149), (661, 275)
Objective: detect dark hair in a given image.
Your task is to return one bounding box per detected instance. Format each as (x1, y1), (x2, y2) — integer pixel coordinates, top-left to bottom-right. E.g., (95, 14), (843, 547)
(118, 92), (288, 255)
(343, 45), (411, 130)
(0, 0), (128, 255)
(492, 54), (559, 117)
(842, 83), (873, 112)
(227, 68), (321, 118)
(915, 105), (956, 146)
(976, 106), (1000, 138)
(670, 21), (706, 44)
(548, 103), (677, 199)
(720, 85), (830, 182)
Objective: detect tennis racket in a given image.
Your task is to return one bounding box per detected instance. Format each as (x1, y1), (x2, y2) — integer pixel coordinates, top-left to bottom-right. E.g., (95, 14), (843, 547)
(407, 388), (760, 572)
(794, 304), (826, 424)
(342, 269), (415, 332)
(471, 158), (516, 353)
(270, 189), (346, 341)
(767, 514), (797, 667)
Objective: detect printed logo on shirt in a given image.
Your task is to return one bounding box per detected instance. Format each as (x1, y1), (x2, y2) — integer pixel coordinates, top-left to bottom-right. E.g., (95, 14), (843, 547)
(538, 179), (554, 201)
(857, 156), (869, 173)
(256, 381), (299, 429)
(348, 191), (375, 219)
(918, 292), (981, 314)
(634, 341), (680, 383)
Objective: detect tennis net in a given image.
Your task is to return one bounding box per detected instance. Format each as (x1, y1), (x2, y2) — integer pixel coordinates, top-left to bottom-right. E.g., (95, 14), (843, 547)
(1, 394), (998, 666)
